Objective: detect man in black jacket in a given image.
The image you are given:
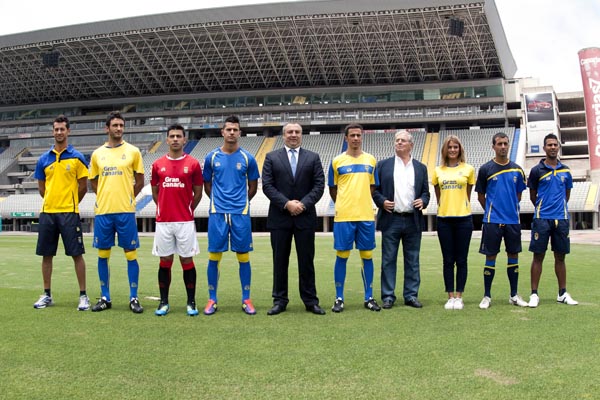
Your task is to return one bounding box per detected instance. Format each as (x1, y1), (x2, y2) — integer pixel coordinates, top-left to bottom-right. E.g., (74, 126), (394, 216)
(262, 123), (326, 315)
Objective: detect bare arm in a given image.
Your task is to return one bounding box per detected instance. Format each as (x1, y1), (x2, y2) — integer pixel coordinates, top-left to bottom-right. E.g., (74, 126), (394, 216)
(529, 188), (537, 207)
(565, 189), (571, 203)
(151, 185), (159, 204)
(248, 180), (258, 201)
(204, 181), (212, 198)
(434, 185), (440, 205)
(133, 173), (144, 197)
(329, 186), (337, 203)
(90, 178), (98, 194)
(477, 192), (486, 209)
(192, 185), (203, 210)
(78, 177), (87, 202)
(37, 180), (45, 198)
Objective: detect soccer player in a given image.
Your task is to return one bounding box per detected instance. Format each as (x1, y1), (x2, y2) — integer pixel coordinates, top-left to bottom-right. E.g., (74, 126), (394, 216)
(527, 133), (578, 307)
(202, 115), (260, 315)
(476, 132), (528, 309)
(33, 114), (90, 310)
(89, 111), (145, 313)
(329, 123), (381, 312)
(151, 124), (203, 316)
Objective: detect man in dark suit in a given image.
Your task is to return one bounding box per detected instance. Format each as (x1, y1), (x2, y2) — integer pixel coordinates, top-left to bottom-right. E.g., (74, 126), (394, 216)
(262, 122), (326, 315)
(373, 130), (430, 309)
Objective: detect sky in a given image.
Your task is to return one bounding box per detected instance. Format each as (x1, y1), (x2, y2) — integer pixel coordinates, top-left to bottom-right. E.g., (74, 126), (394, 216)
(0, 0), (598, 93)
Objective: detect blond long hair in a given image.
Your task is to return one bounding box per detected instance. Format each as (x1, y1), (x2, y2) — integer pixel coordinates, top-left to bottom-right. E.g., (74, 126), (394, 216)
(440, 135), (466, 166)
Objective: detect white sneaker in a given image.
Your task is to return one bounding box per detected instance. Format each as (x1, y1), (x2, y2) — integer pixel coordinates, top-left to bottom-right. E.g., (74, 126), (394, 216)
(453, 297), (464, 310)
(444, 298), (455, 310)
(479, 296), (491, 309)
(78, 295), (90, 311)
(33, 294), (54, 309)
(509, 294), (528, 307)
(528, 294), (540, 308)
(557, 292), (578, 305)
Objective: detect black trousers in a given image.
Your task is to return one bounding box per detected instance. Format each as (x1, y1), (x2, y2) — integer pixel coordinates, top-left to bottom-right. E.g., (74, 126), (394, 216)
(270, 227), (319, 306)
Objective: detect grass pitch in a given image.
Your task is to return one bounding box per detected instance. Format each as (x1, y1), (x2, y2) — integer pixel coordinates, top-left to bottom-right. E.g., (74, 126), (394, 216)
(0, 233), (599, 399)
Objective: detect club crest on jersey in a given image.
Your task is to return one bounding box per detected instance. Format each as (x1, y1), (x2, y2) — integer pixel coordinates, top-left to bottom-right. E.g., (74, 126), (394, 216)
(236, 162), (242, 170)
(121, 154), (126, 160)
(66, 165), (71, 171)
(160, 167), (166, 172)
(215, 162), (221, 167)
(513, 176), (517, 183)
(534, 232), (539, 240)
(184, 167), (189, 174)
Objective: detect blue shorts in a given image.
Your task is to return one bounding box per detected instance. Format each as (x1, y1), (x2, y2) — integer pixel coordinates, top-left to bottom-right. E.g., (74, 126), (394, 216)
(529, 219), (570, 254)
(479, 223), (522, 255)
(36, 212), (85, 257)
(93, 213), (139, 250)
(207, 213), (253, 253)
(333, 221), (376, 251)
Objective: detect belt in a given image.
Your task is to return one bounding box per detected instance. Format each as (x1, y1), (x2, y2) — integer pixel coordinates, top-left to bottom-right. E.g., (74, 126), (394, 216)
(392, 211), (413, 216)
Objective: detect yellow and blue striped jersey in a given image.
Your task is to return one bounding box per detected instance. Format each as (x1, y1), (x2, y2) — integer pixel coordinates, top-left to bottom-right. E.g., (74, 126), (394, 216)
(328, 152), (378, 222)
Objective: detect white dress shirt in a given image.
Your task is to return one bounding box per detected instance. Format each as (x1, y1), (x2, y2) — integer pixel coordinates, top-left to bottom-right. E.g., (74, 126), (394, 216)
(393, 155), (415, 213)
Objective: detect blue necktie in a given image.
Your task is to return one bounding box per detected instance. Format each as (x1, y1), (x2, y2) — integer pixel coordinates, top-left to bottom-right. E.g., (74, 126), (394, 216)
(290, 148), (297, 177)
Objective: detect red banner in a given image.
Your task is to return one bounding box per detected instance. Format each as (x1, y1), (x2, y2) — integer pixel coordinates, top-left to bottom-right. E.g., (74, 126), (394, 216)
(579, 47), (600, 170)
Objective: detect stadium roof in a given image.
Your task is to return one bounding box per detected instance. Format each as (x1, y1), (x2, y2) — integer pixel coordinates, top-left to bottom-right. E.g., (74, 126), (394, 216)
(0, 0), (516, 107)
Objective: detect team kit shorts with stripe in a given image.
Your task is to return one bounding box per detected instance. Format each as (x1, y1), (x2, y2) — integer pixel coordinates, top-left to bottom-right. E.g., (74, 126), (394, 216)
(207, 213), (253, 253)
(93, 213), (139, 250)
(152, 221), (200, 258)
(529, 218), (570, 254)
(333, 221), (376, 251)
(36, 212), (85, 257)
(479, 222), (522, 255)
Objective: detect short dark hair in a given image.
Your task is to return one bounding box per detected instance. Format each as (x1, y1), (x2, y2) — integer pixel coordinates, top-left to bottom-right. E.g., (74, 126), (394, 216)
(544, 133), (559, 146)
(106, 111), (125, 127)
(492, 131), (508, 145)
(223, 115), (240, 129)
(166, 124), (186, 137)
(53, 114), (69, 129)
(344, 123), (363, 136)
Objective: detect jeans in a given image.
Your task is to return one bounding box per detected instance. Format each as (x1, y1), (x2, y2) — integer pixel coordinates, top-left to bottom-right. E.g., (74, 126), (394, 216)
(437, 216), (473, 293)
(381, 214), (422, 303)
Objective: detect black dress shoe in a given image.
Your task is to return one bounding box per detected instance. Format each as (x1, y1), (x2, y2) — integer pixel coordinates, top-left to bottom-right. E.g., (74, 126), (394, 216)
(305, 304), (326, 315)
(382, 300), (393, 309)
(267, 304), (286, 315)
(404, 298), (423, 308)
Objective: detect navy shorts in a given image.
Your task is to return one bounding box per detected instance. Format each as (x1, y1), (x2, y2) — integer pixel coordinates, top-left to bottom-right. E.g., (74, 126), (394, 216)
(93, 213), (139, 250)
(36, 212), (85, 257)
(529, 219), (570, 254)
(333, 221), (376, 251)
(479, 223), (522, 255)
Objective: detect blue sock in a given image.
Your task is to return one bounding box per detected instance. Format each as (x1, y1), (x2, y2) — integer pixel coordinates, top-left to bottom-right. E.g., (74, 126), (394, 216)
(334, 256), (348, 300)
(361, 257), (374, 300)
(98, 257), (110, 301)
(127, 259), (140, 299)
(483, 259), (496, 298)
(507, 257), (519, 297)
(207, 260), (219, 302)
(239, 261), (252, 301)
